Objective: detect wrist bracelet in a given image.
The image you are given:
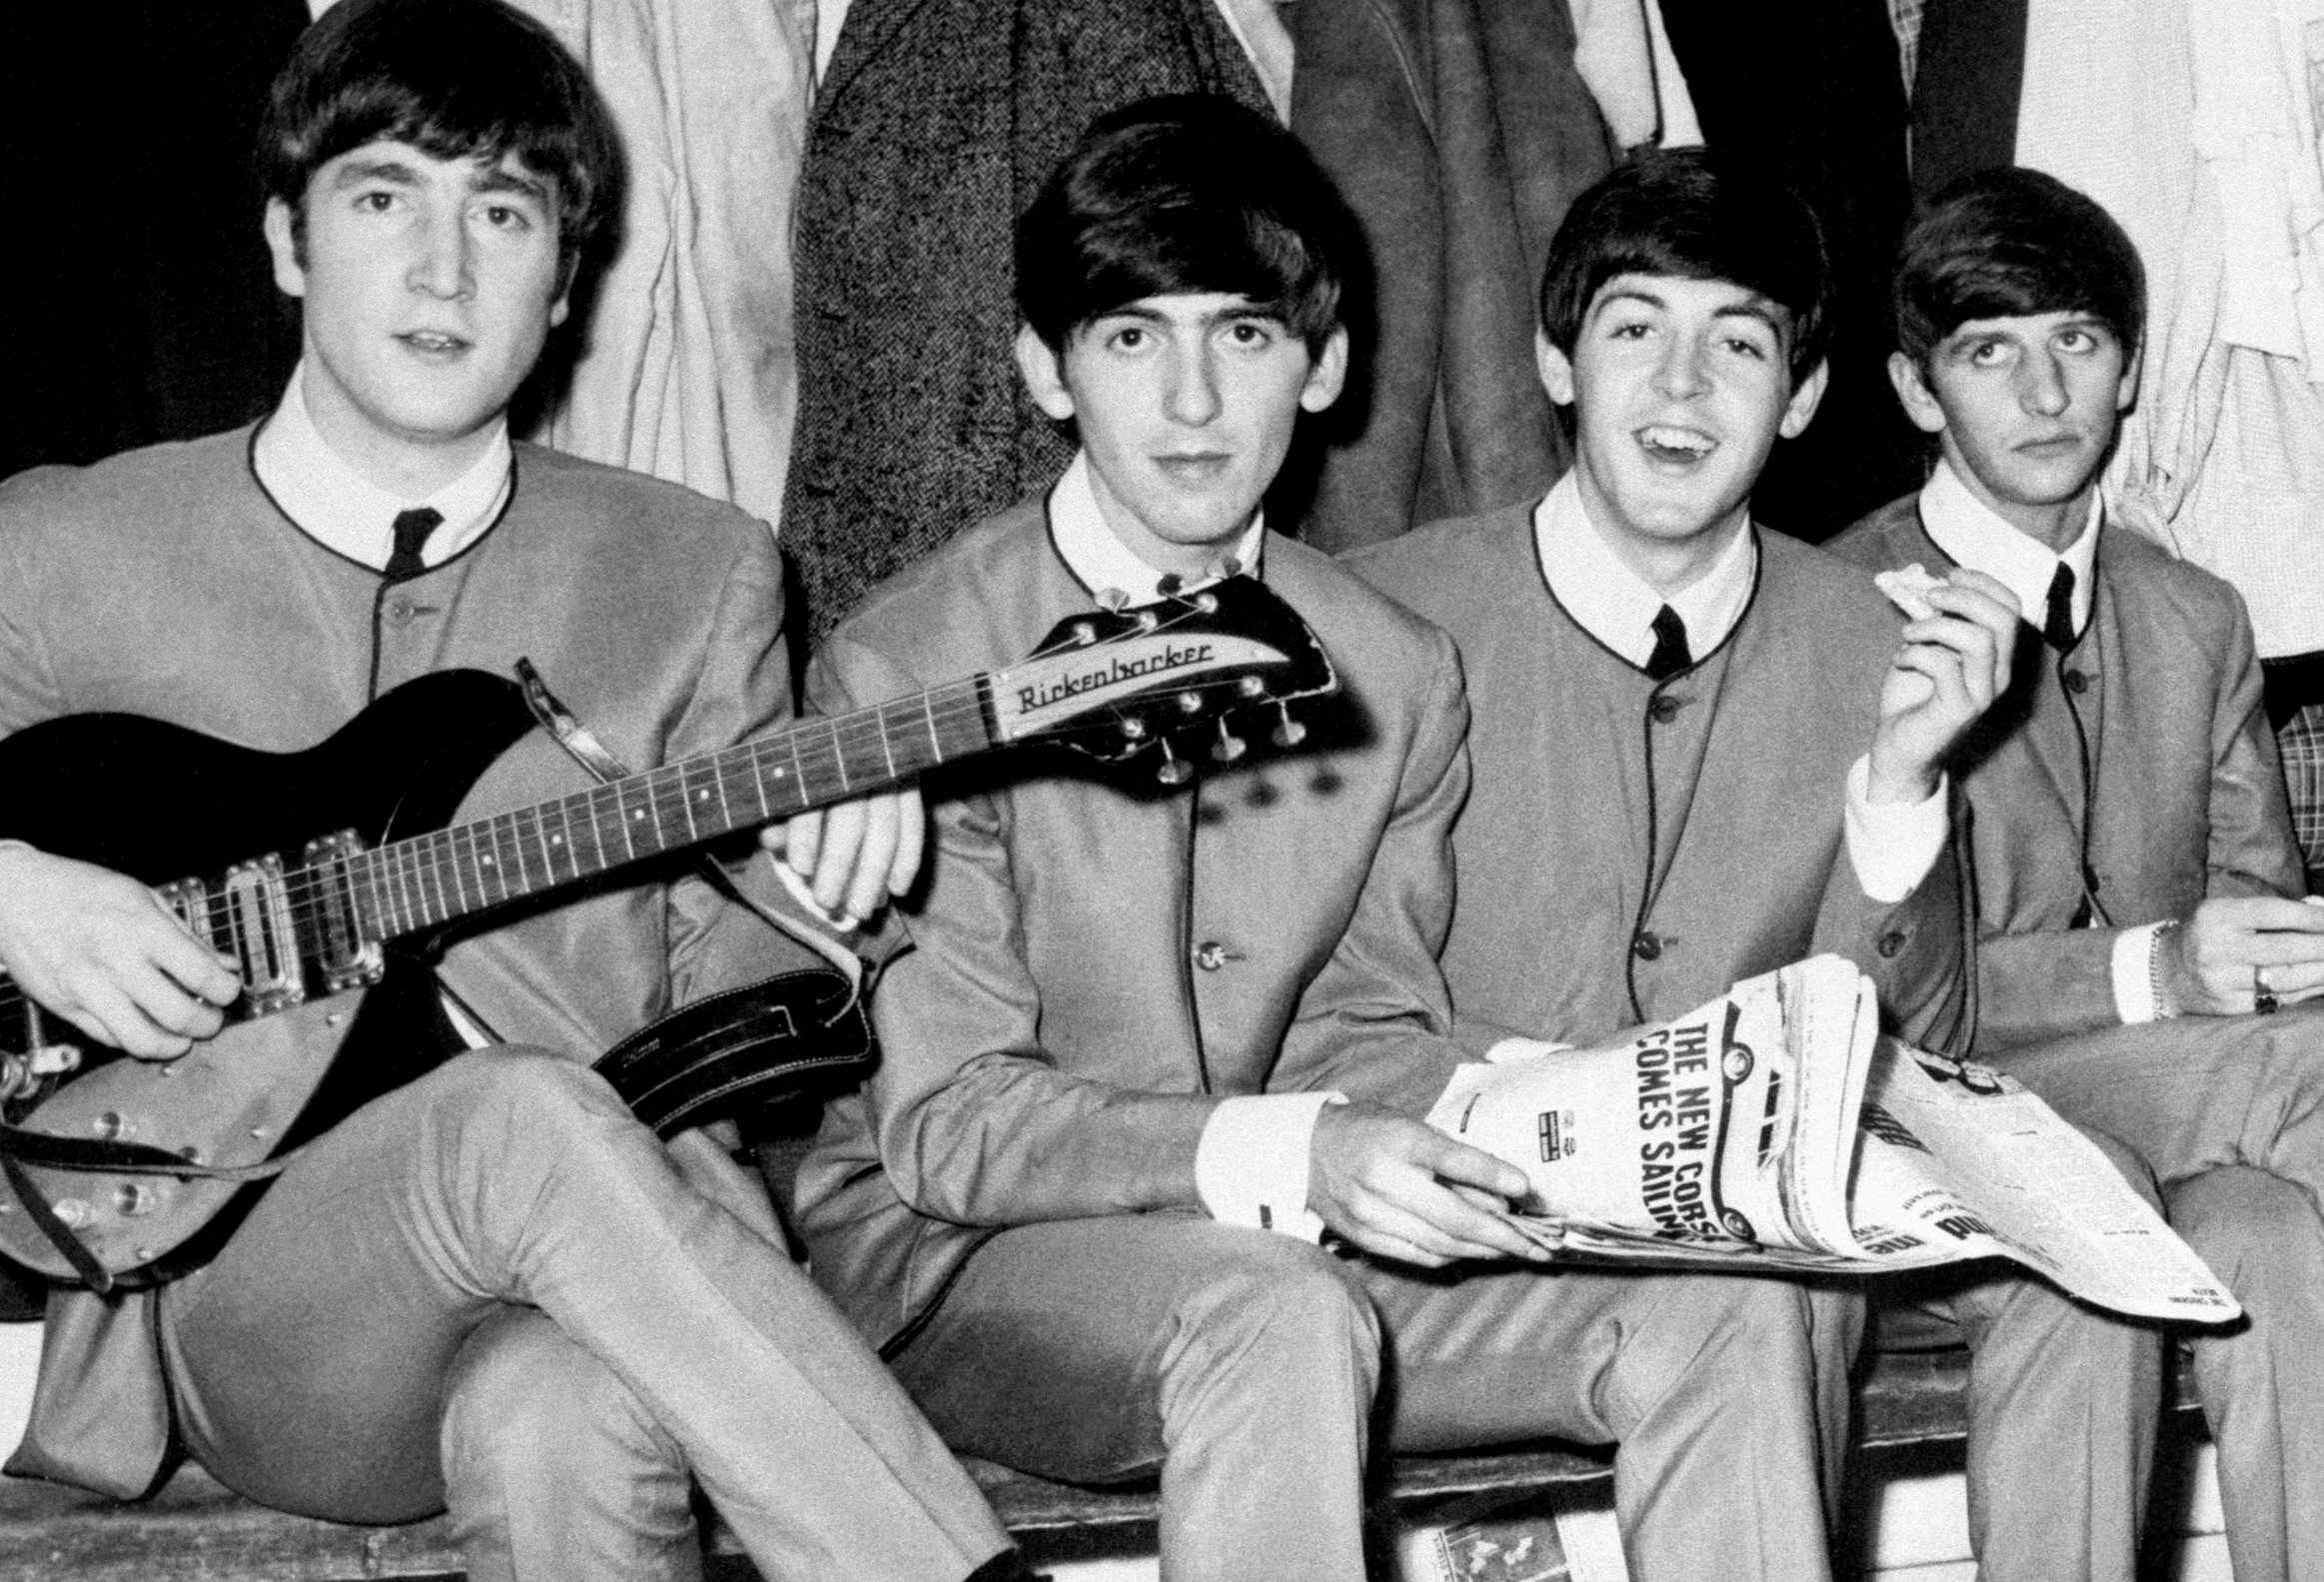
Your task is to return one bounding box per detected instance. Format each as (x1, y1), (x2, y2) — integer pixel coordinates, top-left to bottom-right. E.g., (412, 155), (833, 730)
(2148, 919), (2183, 1020)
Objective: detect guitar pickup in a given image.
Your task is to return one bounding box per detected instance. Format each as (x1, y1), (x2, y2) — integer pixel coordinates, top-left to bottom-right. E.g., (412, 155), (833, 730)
(303, 830), (385, 993)
(221, 854), (305, 1014)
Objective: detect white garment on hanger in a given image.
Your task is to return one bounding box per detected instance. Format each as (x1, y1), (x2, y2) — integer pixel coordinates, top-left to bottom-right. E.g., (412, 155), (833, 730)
(1570, 0), (1701, 150)
(511, 0), (818, 537)
(2018, 0), (2324, 657)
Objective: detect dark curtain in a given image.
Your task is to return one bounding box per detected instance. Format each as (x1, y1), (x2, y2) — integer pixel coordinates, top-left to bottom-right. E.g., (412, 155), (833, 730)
(1658, 0), (1924, 541)
(2, 4), (311, 483)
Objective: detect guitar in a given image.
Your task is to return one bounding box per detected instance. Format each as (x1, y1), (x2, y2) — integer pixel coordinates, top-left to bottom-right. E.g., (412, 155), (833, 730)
(0, 579), (1335, 1286)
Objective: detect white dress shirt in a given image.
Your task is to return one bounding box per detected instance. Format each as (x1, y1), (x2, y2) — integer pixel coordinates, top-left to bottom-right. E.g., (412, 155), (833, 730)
(1046, 452), (1266, 601)
(245, 365), (516, 1048)
(1914, 459), (2160, 1023)
(1918, 457), (2099, 643)
(1040, 454), (1343, 1241)
(1533, 472), (1948, 905)
(252, 363), (513, 573)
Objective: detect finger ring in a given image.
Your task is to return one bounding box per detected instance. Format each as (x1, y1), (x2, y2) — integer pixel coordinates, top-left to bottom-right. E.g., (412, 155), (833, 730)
(2256, 967), (2281, 1016)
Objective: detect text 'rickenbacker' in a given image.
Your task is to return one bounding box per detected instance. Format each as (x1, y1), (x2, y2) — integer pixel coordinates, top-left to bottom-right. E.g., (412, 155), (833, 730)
(0, 580), (1335, 1288)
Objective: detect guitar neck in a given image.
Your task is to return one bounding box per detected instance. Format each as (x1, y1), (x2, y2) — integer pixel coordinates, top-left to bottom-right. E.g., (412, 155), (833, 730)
(355, 677), (995, 939)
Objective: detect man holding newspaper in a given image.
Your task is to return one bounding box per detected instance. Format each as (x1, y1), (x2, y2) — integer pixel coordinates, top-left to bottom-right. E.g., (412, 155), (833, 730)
(1350, 150), (2181, 1582)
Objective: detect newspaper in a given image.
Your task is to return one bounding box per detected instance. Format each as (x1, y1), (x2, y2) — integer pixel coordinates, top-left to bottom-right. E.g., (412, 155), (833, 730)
(1426, 955), (2240, 1323)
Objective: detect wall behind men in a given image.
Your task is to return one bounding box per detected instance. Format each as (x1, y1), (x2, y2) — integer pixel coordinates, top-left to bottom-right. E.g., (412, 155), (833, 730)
(1, 3), (310, 483)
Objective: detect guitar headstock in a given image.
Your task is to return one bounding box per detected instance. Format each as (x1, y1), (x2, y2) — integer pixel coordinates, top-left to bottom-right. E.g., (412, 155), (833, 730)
(994, 579), (1338, 781)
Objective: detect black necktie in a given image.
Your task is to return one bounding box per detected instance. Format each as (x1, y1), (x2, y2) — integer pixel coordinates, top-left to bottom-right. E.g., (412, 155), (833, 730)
(385, 507), (443, 584)
(2042, 563), (2077, 652)
(1645, 604), (1691, 682)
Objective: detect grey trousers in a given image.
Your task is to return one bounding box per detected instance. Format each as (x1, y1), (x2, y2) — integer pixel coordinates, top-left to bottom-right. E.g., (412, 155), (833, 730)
(157, 1048), (1012, 1582)
(1887, 1126), (2166, 1582)
(1995, 1007), (2324, 1582)
(889, 1213), (1862, 1582)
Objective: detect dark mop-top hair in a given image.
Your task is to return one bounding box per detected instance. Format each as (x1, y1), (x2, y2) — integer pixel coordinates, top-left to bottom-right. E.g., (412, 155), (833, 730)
(1537, 147), (1834, 385)
(1016, 94), (1358, 357)
(257, 0), (623, 277)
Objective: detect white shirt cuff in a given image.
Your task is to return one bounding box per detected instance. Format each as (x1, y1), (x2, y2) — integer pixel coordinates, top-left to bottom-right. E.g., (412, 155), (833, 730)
(1194, 1091), (1346, 1241)
(770, 851), (861, 934)
(2111, 921), (2169, 1024)
(1844, 755), (1948, 904)
(1484, 1035), (1573, 1063)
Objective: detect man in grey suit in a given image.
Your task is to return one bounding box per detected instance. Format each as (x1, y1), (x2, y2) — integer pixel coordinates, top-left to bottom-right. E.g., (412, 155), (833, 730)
(800, 97), (1864, 1582)
(1350, 149), (2161, 1582)
(0, 4), (1017, 1578)
(1828, 166), (2324, 1582)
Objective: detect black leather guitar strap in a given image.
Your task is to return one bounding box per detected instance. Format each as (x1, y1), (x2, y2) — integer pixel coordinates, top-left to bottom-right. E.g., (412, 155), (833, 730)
(516, 660), (876, 1137)
(0, 1123), (293, 1293)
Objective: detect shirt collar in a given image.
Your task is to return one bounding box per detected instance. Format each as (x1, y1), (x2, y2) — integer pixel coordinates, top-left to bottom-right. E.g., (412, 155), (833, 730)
(1918, 456), (2099, 637)
(1531, 471), (1757, 670)
(1045, 451), (1266, 607)
(251, 362), (514, 574)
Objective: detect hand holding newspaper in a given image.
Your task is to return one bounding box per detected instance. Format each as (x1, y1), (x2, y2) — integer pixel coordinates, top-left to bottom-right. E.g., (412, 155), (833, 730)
(1425, 955), (2239, 1322)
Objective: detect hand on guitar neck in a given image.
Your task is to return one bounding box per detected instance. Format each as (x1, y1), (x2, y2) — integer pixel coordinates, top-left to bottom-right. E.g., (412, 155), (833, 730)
(762, 788), (927, 925)
(0, 844), (241, 1061)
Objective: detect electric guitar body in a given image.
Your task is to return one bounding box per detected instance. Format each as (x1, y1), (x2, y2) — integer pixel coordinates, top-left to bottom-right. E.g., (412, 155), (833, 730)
(0, 672), (538, 1283)
(0, 579), (1340, 1284)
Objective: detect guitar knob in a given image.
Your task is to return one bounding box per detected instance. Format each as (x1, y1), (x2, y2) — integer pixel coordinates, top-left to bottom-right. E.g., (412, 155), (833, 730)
(1156, 741), (1193, 787)
(112, 1182), (157, 1217)
(1212, 722), (1246, 764)
(1270, 704), (1306, 749)
(92, 1111), (131, 1141)
(51, 1199), (90, 1229)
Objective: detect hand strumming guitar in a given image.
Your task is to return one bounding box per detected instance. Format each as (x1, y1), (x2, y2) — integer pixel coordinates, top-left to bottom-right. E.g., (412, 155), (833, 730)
(0, 844), (240, 1059)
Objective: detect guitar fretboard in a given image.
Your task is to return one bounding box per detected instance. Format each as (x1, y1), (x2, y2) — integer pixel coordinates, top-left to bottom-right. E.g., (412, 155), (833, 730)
(353, 679), (993, 939)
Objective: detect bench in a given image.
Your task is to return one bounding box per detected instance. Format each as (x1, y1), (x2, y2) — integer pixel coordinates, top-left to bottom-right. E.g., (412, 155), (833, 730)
(0, 1342), (2202, 1581)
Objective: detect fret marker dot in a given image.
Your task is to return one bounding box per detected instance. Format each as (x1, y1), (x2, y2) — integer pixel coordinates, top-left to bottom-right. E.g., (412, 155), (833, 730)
(552, 835), (565, 845)
(632, 809), (645, 821)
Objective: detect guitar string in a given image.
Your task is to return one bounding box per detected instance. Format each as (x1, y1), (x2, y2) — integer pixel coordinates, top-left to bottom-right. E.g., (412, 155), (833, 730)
(0, 600), (1292, 1022)
(172, 595), (1275, 927)
(262, 668), (1246, 920)
(0, 671), (1290, 1025)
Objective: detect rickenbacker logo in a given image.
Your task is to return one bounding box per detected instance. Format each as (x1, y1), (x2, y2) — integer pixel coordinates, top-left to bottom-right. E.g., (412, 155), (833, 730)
(1015, 641), (1217, 715)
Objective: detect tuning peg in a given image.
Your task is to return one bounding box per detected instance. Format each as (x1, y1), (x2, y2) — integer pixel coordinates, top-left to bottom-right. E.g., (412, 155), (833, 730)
(1120, 717), (1148, 743)
(1192, 590), (1219, 614)
(1270, 704), (1306, 749)
(1212, 721), (1246, 764)
(1072, 620), (1100, 646)
(1157, 740), (1193, 786)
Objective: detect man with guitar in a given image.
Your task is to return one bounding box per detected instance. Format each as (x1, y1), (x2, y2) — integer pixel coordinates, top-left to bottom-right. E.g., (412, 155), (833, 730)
(0, 3), (1031, 1580)
(793, 95), (1857, 1582)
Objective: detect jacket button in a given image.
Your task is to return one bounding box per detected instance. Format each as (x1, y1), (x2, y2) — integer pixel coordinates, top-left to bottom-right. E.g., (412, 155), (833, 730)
(1193, 941), (1229, 971)
(1648, 696), (1682, 724)
(1631, 929), (1661, 961)
(2063, 670), (2089, 695)
(1877, 930), (1906, 958)
(383, 597), (417, 626)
